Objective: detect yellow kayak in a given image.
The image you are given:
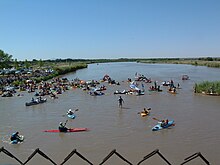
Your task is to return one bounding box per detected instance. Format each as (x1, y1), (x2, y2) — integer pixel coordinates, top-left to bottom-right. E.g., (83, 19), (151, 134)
(140, 111), (150, 117)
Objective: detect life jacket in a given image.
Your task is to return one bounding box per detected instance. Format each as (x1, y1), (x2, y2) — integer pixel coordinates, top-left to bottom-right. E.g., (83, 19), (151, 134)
(10, 133), (17, 141)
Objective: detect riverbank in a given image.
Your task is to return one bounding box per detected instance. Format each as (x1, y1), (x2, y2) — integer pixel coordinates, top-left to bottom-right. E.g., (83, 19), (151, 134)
(194, 81), (220, 96)
(0, 62), (87, 95)
(138, 58), (220, 68)
(2, 58), (220, 96)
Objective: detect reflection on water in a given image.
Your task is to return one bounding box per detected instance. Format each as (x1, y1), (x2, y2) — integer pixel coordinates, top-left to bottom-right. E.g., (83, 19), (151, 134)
(1, 62), (220, 164)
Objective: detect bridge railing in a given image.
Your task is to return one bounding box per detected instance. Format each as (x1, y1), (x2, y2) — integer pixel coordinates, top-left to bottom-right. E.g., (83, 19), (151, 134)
(0, 147), (210, 165)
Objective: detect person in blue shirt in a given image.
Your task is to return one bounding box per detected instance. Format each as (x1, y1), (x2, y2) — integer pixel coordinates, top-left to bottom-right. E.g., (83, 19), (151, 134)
(10, 132), (22, 142)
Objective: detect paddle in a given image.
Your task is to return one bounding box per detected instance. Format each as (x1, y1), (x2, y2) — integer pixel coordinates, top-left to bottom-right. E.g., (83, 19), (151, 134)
(63, 120), (68, 127)
(152, 117), (162, 122)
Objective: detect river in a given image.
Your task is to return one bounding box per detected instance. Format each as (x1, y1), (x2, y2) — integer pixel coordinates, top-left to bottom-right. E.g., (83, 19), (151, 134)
(1, 62), (220, 164)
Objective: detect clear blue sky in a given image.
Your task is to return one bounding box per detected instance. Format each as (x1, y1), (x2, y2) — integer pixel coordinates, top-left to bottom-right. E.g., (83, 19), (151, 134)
(1, 0), (220, 60)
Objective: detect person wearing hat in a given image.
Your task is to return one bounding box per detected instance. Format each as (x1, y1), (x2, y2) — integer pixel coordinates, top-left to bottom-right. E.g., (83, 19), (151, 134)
(59, 121), (68, 132)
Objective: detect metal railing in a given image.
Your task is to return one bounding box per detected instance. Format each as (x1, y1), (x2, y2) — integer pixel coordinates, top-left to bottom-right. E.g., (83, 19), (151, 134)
(0, 147), (210, 165)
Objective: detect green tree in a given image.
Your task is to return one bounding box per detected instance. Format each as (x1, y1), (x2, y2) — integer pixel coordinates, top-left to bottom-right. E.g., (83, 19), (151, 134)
(0, 49), (13, 69)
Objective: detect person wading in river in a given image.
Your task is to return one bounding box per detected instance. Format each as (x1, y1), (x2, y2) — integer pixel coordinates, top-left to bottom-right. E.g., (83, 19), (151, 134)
(118, 96), (124, 108)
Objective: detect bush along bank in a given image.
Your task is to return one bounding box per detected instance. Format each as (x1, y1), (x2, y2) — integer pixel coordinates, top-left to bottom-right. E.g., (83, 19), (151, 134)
(194, 81), (220, 96)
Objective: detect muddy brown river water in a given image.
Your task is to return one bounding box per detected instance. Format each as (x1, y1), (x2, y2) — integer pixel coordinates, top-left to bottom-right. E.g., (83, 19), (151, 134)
(1, 62), (220, 164)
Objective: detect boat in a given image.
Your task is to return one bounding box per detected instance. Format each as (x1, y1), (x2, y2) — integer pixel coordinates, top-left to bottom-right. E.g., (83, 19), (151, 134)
(161, 81), (170, 86)
(67, 114), (76, 119)
(139, 108), (151, 117)
(148, 86), (162, 92)
(44, 128), (88, 133)
(114, 90), (128, 94)
(89, 91), (104, 96)
(25, 98), (47, 106)
(152, 120), (175, 131)
(167, 90), (177, 94)
(10, 135), (24, 144)
(1, 92), (13, 97)
(140, 112), (149, 117)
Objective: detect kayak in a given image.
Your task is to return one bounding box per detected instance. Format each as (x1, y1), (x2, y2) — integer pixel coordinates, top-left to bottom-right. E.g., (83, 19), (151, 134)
(140, 112), (149, 117)
(139, 108), (151, 117)
(25, 98), (47, 106)
(152, 120), (174, 131)
(44, 128), (88, 133)
(10, 135), (24, 144)
(67, 114), (76, 119)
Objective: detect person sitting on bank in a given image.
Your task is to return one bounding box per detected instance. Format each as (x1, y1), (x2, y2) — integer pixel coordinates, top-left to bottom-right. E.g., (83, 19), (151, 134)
(10, 132), (22, 142)
(59, 121), (68, 132)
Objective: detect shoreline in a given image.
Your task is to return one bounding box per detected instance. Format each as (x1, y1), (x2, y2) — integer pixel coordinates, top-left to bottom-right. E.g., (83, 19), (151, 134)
(1, 60), (220, 96)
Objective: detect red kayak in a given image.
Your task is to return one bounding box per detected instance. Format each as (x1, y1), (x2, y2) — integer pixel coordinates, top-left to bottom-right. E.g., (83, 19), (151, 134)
(44, 128), (88, 133)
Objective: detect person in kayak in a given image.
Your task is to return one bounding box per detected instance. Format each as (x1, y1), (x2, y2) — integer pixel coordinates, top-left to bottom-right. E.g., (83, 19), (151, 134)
(142, 107), (151, 114)
(161, 119), (169, 127)
(10, 132), (22, 142)
(67, 109), (74, 115)
(118, 96), (124, 108)
(59, 121), (68, 132)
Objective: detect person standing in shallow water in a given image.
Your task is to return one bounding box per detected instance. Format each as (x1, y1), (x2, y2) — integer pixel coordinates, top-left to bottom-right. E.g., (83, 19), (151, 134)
(118, 96), (124, 108)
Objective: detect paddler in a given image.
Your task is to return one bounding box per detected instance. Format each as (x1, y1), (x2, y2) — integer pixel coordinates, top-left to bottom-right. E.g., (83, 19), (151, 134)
(10, 132), (22, 142)
(67, 109), (73, 115)
(59, 121), (69, 132)
(142, 108), (149, 114)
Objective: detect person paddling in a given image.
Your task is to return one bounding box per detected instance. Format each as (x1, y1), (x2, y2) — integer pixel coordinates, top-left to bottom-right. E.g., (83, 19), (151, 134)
(142, 107), (151, 114)
(59, 120), (69, 132)
(67, 109), (74, 115)
(10, 132), (22, 142)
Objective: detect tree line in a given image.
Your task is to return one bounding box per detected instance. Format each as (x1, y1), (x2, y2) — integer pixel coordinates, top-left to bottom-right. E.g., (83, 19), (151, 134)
(1, 49), (220, 70)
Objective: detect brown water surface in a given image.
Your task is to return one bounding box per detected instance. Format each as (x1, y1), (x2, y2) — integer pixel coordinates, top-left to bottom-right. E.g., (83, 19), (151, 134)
(1, 62), (220, 164)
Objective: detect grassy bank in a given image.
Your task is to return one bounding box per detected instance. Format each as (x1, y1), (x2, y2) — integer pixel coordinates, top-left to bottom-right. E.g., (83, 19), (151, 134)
(33, 62), (87, 83)
(194, 81), (220, 95)
(139, 58), (220, 68)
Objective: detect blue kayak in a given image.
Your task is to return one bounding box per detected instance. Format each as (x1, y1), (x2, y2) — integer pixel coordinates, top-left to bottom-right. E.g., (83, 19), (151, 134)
(67, 114), (76, 119)
(152, 120), (174, 131)
(10, 135), (24, 144)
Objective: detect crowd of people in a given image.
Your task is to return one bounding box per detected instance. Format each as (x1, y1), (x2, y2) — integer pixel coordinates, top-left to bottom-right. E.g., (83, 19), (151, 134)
(6, 72), (177, 143)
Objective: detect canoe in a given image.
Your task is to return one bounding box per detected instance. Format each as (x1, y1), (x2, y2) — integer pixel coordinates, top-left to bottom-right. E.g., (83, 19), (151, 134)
(25, 98), (47, 106)
(44, 128), (88, 133)
(152, 120), (174, 131)
(67, 114), (76, 119)
(10, 135), (24, 144)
